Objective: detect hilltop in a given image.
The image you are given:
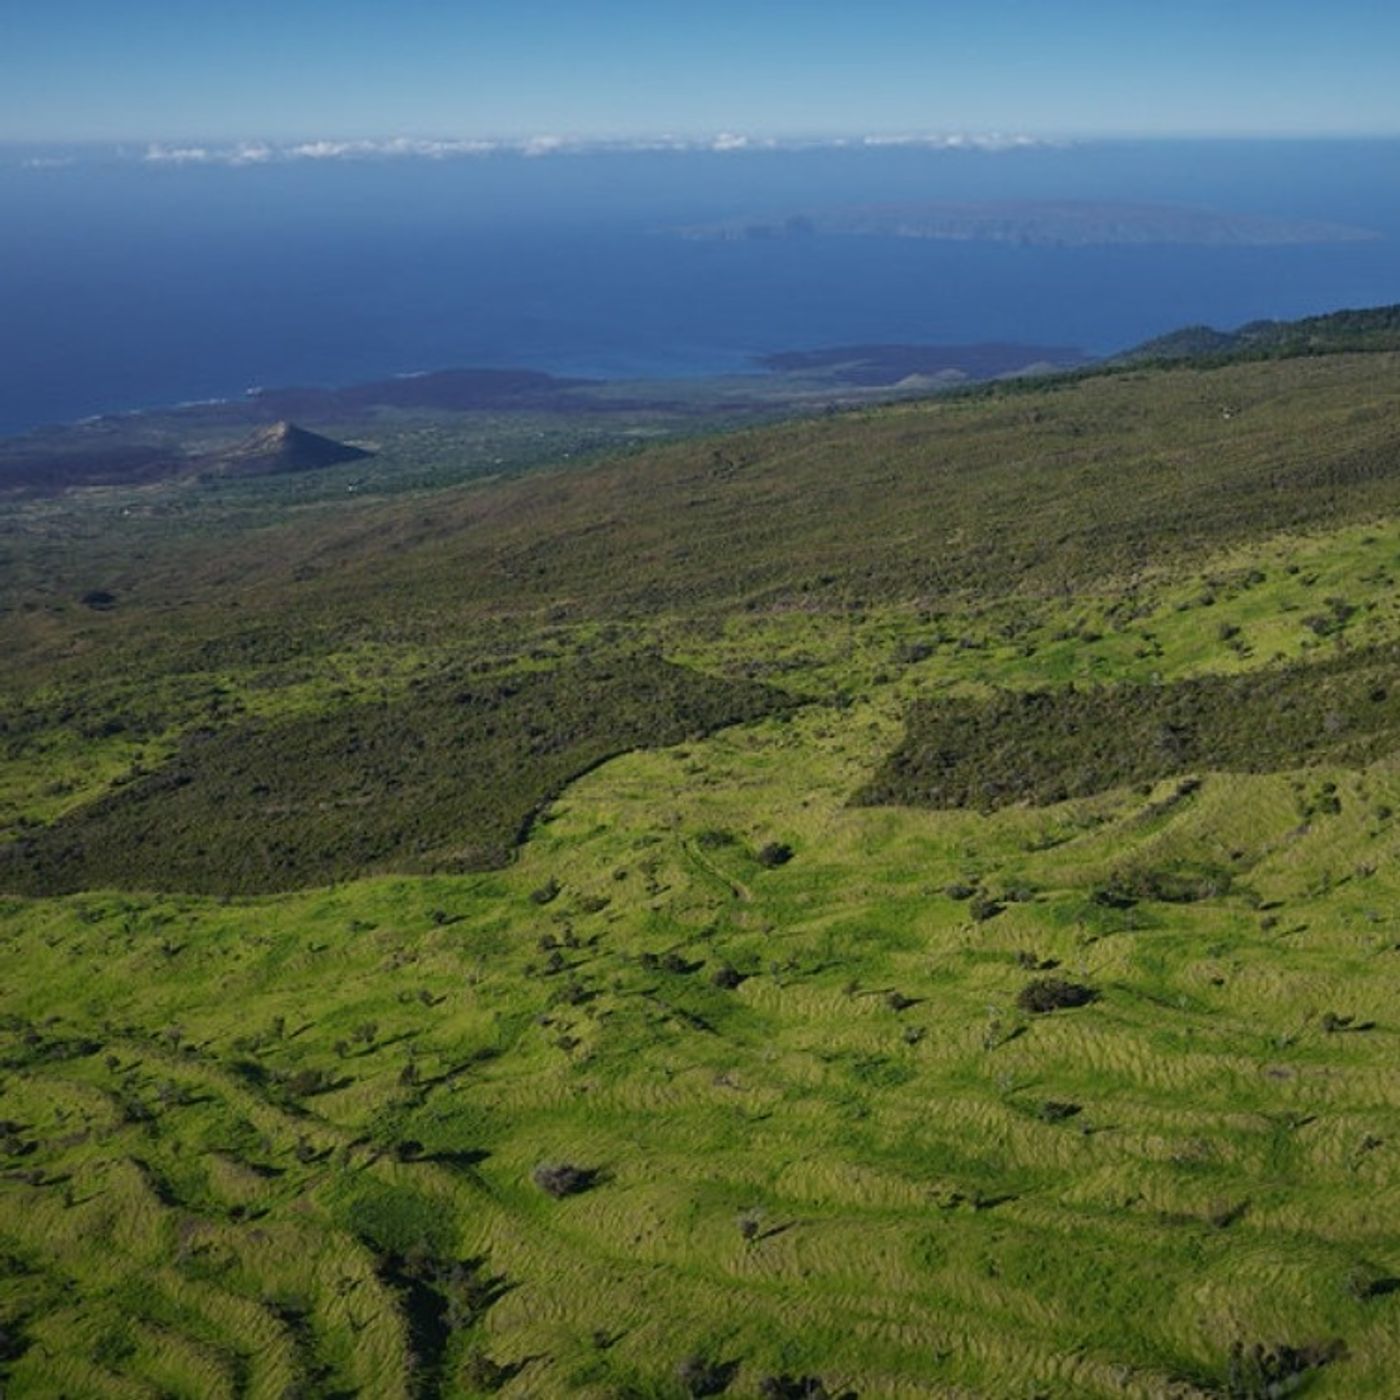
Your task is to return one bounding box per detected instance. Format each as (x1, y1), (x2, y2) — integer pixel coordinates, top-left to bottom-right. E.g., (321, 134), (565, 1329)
(1121, 302), (1400, 364)
(198, 421), (372, 478)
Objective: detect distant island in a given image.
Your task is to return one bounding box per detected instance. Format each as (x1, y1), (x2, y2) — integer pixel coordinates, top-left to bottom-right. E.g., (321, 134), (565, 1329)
(675, 199), (1380, 247)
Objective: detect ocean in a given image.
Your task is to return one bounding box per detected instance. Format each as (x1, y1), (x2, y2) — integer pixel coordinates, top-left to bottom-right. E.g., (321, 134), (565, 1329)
(3, 138), (1399, 434)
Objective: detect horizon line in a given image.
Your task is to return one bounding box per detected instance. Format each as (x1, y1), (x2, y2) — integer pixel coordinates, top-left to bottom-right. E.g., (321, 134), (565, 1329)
(6, 128), (1400, 161)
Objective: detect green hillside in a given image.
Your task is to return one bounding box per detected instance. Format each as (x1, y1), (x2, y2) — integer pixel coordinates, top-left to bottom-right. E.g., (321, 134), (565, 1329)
(1121, 304), (1400, 365)
(3, 344), (1400, 1396)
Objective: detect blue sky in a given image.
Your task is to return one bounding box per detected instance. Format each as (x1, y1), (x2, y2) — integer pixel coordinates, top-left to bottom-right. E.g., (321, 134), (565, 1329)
(3, 0), (1398, 143)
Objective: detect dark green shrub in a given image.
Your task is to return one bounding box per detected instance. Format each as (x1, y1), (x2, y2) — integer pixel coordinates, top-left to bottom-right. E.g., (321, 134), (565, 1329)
(676, 1355), (737, 1397)
(695, 828), (736, 850)
(1017, 978), (1098, 1013)
(284, 1067), (333, 1098)
(532, 1162), (595, 1199)
(462, 1353), (512, 1391)
(1225, 1339), (1346, 1398)
(856, 646), (1400, 814)
(759, 1377), (832, 1400)
(530, 878), (561, 906)
(0, 656), (790, 896)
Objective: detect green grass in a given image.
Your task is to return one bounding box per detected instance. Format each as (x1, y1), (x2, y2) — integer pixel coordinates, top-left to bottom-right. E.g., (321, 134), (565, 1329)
(8, 353), (1400, 685)
(2, 698), (1398, 1396)
(0, 656), (790, 894)
(4, 349), (1400, 1395)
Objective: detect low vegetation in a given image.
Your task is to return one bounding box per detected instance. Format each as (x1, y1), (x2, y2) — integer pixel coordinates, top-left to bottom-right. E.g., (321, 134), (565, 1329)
(857, 644), (1400, 812)
(0, 656), (789, 894)
(2, 333), (1400, 1395)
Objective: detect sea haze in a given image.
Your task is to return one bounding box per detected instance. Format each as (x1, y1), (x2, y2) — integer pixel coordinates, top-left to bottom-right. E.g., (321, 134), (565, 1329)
(3, 138), (1400, 434)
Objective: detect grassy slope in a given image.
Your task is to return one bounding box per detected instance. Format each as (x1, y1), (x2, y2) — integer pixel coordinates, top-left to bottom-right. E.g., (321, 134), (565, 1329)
(2, 353), (1400, 1395)
(0, 657), (791, 895)
(7, 351), (1400, 844)
(1122, 302), (1400, 365)
(7, 353), (1400, 669)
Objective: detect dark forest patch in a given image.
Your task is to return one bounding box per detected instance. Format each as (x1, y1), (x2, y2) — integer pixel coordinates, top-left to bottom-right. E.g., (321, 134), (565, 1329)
(0, 656), (792, 895)
(857, 645), (1400, 812)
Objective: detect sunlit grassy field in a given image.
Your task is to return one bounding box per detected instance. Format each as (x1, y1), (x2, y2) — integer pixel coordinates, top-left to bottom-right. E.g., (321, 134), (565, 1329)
(4, 351), (1400, 1396)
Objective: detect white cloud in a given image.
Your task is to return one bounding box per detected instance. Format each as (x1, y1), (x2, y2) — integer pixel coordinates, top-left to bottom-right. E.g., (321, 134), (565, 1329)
(143, 143), (215, 164)
(283, 139), (361, 160)
(519, 135), (567, 157)
(229, 141), (274, 165)
(123, 131), (1057, 169)
(283, 137), (499, 160)
(141, 136), (499, 165)
(861, 131), (1052, 150)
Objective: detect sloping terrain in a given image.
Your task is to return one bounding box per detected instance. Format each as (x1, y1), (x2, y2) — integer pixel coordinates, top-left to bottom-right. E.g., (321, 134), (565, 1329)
(198, 422), (372, 478)
(755, 343), (1091, 383)
(0, 656), (789, 894)
(1122, 303), (1400, 364)
(7, 352), (1400, 682)
(2, 339), (1400, 1396)
(856, 645), (1400, 811)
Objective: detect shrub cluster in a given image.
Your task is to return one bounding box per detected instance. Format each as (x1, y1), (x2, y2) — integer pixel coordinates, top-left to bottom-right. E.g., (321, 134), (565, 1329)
(857, 645), (1400, 813)
(1017, 978), (1098, 1013)
(0, 655), (791, 896)
(531, 1162), (595, 1199)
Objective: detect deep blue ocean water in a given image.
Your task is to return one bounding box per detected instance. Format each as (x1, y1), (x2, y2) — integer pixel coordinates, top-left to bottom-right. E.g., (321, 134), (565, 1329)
(3, 139), (1400, 434)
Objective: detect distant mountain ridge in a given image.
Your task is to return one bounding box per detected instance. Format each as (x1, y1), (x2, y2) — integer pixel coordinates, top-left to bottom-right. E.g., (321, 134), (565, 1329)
(1118, 304), (1400, 364)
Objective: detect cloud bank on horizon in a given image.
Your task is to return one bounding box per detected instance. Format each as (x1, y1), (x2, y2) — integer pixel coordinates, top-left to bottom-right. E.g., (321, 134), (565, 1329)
(8, 131), (1055, 170)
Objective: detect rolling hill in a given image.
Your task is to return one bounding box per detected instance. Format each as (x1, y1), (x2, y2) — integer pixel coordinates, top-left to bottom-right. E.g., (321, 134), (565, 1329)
(198, 422), (372, 478)
(2, 322), (1400, 1397)
(1120, 303), (1400, 364)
